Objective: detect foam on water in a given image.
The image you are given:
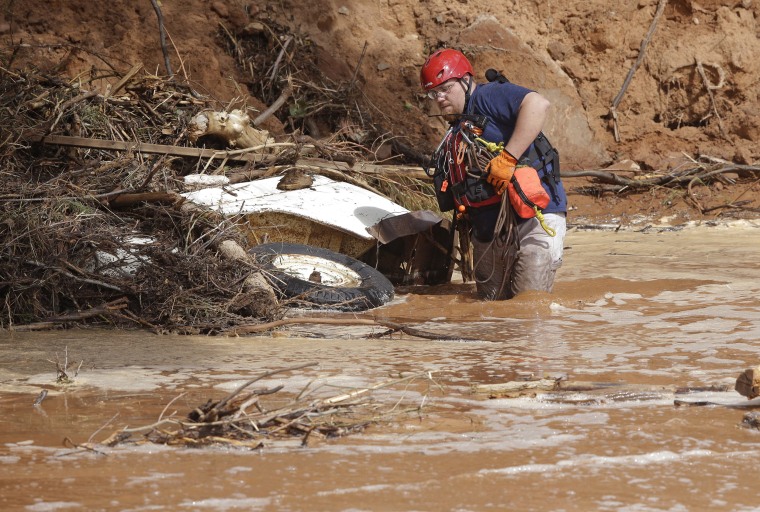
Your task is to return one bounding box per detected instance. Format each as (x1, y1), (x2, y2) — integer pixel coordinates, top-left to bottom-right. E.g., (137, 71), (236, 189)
(478, 448), (741, 475)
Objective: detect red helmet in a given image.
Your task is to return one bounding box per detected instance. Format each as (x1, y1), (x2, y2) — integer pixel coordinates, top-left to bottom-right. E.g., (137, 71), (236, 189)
(420, 48), (474, 90)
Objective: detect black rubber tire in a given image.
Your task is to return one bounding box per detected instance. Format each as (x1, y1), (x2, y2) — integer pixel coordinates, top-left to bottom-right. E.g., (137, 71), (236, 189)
(249, 242), (395, 311)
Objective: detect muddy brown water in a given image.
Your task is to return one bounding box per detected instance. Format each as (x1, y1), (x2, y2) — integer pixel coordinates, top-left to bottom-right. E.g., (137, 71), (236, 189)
(2, 222), (760, 511)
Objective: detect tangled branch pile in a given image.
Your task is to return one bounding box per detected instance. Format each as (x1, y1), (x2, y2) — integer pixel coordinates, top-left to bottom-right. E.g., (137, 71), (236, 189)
(0, 22), (437, 332)
(0, 66), (282, 332)
(565, 161), (760, 215)
(94, 364), (432, 450)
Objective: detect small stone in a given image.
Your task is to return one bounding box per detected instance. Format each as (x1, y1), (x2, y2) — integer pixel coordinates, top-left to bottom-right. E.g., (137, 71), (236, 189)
(211, 1), (229, 18)
(547, 41), (568, 61)
(242, 22), (266, 36)
(338, 6), (350, 15)
(605, 159), (641, 172)
(734, 147), (752, 165)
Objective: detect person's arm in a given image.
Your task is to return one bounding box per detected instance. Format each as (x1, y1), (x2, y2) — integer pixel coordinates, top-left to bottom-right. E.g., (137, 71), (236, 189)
(485, 91), (551, 194)
(503, 92), (550, 158)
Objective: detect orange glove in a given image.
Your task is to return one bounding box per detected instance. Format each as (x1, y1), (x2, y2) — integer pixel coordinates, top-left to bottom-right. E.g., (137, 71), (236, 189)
(485, 150), (517, 194)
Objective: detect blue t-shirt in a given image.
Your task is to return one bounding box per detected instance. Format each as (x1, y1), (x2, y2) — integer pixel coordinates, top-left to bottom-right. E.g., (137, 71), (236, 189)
(467, 81), (567, 215)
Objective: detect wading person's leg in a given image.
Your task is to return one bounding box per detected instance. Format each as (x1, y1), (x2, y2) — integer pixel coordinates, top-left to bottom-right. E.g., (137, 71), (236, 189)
(510, 213), (566, 295)
(472, 231), (519, 301)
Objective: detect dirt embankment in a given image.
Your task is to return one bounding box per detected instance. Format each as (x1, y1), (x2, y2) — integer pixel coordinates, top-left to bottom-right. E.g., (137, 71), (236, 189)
(3, 0), (760, 223)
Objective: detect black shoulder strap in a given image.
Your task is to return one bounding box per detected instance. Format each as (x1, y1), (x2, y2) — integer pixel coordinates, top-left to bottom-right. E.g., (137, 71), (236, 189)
(486, 69), (560, 183)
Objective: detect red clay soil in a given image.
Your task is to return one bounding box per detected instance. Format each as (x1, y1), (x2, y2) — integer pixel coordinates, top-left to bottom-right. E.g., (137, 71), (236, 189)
(3, 0), (760, 225)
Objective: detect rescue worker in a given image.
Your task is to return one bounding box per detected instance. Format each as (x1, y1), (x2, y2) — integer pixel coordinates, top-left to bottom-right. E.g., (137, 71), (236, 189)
(420, 48), (568, 299)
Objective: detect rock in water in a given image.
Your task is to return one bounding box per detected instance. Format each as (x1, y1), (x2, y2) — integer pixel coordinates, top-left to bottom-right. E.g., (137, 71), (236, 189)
(735, 365), (760, 400)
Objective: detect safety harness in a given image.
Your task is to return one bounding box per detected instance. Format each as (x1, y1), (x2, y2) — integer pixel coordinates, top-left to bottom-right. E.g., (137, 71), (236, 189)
(426, 115), (556, 237)
(427, 114), (501, 212)
(424, 70), (561, 237)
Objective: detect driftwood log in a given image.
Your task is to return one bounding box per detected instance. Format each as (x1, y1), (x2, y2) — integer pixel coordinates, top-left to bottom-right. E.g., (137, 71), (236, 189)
(31, 134), (431, 181)
(474, 378), (731, 402)
(473, 378), (561, 398)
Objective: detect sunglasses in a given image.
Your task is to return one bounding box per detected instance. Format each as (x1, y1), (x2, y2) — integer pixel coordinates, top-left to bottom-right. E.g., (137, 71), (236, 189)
(426, 80), (459, 100)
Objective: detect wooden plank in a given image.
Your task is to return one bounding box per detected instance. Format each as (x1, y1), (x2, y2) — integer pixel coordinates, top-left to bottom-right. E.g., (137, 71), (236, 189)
(33, 134), (268, 163)
(105, 63), (143, 98)
(32, 134), (432, 179)
(295, 157), (430, 180)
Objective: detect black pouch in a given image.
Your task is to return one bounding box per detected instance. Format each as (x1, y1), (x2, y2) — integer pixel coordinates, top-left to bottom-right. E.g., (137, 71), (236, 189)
(428, 147), (456, 212)
(450, 176), (496, 206)
(450, 174), (500, 209)
(433, 171), (455, 211)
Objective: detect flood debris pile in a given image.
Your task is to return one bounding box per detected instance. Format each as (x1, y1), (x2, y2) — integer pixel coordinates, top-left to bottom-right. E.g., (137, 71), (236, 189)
(0, 65), (279, 332)
(214, 18), (436, 210)
(0, 36), (433, 332)
(97, 365), (429, 450)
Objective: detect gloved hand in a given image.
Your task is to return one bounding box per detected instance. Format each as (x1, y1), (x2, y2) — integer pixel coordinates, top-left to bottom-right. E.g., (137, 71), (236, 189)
(485, 149), (517, 194)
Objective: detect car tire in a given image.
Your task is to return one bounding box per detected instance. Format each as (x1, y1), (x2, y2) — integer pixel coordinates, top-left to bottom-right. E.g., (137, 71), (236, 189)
(249, 242), (395, 311)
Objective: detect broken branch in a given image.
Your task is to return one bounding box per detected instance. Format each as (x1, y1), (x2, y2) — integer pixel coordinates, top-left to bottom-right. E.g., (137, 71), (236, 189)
(609, 0), (668, 142)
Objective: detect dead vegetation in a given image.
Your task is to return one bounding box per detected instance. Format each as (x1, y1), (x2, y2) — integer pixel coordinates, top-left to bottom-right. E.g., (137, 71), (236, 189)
(48, 346), (83, 384)
(0, 62), (267, 332)
(86, 364), (436, 450)
(0, 29), (434, 332)
(564, 158), (760, 216)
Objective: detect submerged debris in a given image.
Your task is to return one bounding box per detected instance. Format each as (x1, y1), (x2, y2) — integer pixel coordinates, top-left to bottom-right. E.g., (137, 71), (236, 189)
(95, 365), (433, 450)
(741, 411), (760, 430)
(48, 346), (84, 384)
(474, 377), (734, 405)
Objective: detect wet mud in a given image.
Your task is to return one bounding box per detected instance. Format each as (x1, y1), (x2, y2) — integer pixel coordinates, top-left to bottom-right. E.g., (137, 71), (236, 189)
(1, 223), (760, 511)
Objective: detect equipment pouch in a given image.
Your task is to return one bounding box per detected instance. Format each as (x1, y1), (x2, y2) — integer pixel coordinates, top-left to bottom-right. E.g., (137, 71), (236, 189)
(450, 174), (500, 209)
(508, 166), (550, 218)
(427, 143), (456, 212)
(433, 171), (455, 212)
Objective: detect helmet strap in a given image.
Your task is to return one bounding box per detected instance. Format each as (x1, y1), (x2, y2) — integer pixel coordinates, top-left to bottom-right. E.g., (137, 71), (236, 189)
(462, 75), (474, 112)
(446, 75), (476, 127)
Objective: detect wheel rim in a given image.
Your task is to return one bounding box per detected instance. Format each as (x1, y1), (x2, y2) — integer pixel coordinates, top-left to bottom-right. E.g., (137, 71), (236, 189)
(270, 254), (363, 287)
